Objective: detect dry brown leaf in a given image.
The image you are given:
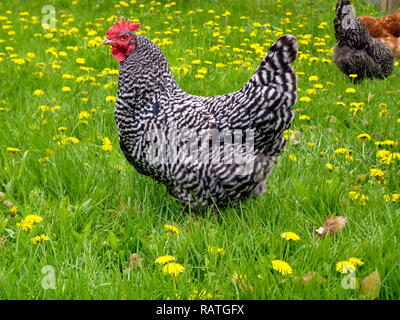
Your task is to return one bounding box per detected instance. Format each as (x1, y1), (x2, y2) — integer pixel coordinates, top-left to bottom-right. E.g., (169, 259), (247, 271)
(302, 272), (327, 286)
(329, 116), (337, 124)
(315, 215), (347, 237)
(304, 125), (316, 130)
(355, 174), (369, 185)
(361, 270), (381, 300)
(128, 253), (144, 270)
(0, 192), (6, 201)
(290, 131), (301, 145)
(283, 272), (327, 287)
(2, 200), (14, 208)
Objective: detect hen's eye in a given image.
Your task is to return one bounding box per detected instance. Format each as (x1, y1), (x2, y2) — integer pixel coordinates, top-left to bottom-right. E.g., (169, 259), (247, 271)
(120, 35), (128, 40)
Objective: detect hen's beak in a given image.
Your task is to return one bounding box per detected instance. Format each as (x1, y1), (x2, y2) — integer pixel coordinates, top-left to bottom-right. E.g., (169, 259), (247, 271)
(102, 38), (114, 46)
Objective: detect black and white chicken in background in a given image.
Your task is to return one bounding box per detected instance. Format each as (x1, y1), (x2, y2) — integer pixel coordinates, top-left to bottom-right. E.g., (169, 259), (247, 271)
(333, 0), (395, 82)
(102, 18), (298, 211)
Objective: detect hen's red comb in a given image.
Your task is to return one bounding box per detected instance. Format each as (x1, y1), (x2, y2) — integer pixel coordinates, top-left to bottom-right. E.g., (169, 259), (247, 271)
(105, 17), (141, 39)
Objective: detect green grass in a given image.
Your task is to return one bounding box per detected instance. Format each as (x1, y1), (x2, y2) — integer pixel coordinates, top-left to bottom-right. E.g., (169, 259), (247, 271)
(0, 0), (400, 300)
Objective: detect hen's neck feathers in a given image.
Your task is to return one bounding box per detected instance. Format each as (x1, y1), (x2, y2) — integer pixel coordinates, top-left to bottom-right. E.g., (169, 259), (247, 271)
(117, 35), (180, 110)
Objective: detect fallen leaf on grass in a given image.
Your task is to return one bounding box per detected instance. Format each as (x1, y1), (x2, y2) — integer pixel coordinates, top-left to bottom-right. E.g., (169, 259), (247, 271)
(2, 200), (13, 208)
(282, 272), (327, 287)
(315, 215), (347, 237)
(0, 191), (14, 208)
(302, 272), (327, 286)
(361, 270), (381, 300)
(355, 174), (369, 185)
(124, 253), (145, 274)
(129, 253), (144, 269)
(290, 131), (301, 145)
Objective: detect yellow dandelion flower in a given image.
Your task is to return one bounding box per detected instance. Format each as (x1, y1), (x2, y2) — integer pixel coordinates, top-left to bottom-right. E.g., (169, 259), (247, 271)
(348, 257), (364, 266)
(61, 86), (71, 92)
(325, 163), (333, 171)
(281, 232), (300, 241)
(271, 260), (293, 275)
(162, 262), (184, 276)
(336, 261), (356, 274)
(392, 194), (400, 202)
(369, 168), (384, 177)
(188, 289), (213, 300)
(376, 149), (391, 160)
(375, 140), (398, 147)
(164, 224), (179, 235)
(357, 134), (371, 142)
(155, 255), (176, 264)
(7, 147), (21, 153)
(79, 111), (90, 120)
(38, 157), (50, 163)
(345, 88), (356, 94)
(359, 194), (369, 206)
(8, 206), (18, 215)
(62, 74), (75, 79)
(299, 96), (311, 103)
(24, 215), (43, 224)
(76, 58), (86, 64)
(335, 148), (352, 155)
(299, 115), (310, 120)
(101, 137), (112, 151)
(207, 245), (226, 256)
(16, 220), (34, 231)
(31, 234), (50, 244)
(233, 272), (247, 280)
(33, 89), (44, 96)
(106, 96), (116, 102)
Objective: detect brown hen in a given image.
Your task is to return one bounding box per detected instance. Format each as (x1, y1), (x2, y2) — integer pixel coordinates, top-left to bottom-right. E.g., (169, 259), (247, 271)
(359, 9), (400, 58)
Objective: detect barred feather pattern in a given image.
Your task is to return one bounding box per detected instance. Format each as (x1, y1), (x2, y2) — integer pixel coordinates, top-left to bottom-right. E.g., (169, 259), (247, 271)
(333, 0), (395, 82)
(114, 34), (298, 211)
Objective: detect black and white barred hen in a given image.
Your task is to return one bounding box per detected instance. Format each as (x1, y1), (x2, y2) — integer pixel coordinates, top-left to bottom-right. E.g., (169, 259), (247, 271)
(333, 0), (395, 82)
(102, 18), (298, 211)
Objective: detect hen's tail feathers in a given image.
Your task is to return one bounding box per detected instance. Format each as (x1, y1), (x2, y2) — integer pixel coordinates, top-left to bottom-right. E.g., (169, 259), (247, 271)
(245, 35), (298, 108)
(263, 34), (298, 72)
(336, 0), (352, 20)
(334, 0), (357, 36)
